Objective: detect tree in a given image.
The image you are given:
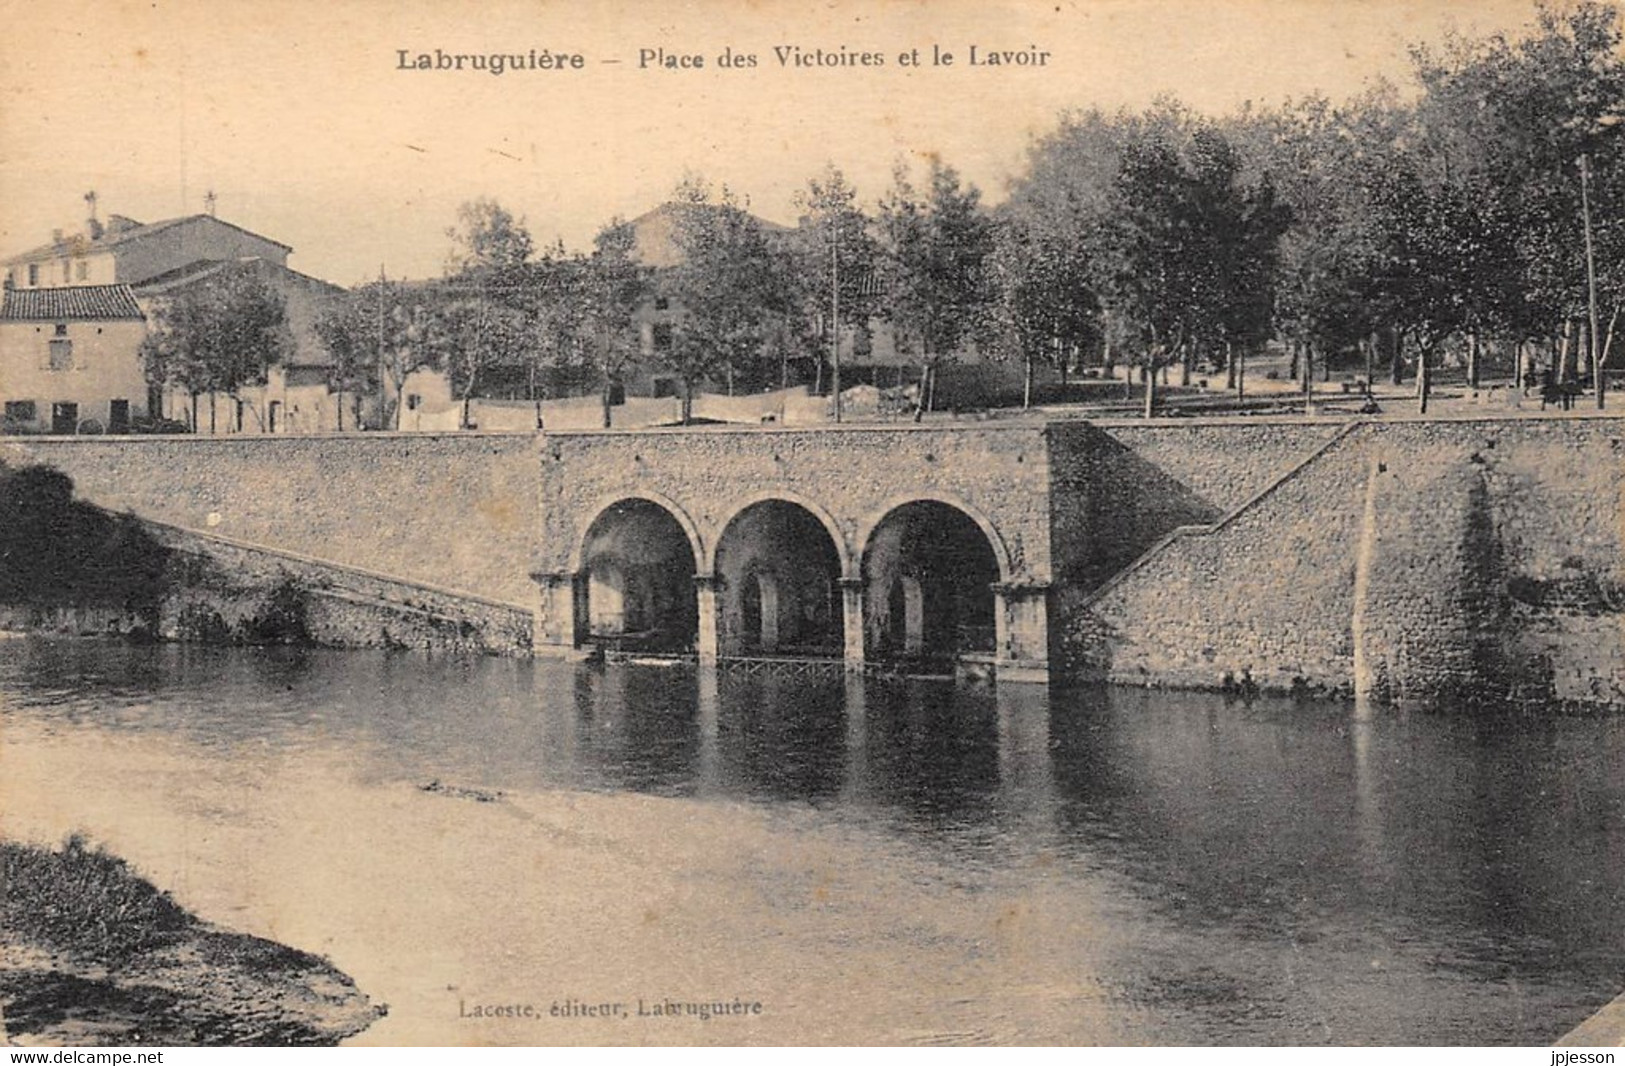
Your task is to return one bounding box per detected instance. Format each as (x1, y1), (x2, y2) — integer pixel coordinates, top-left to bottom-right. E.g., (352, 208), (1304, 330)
(1408, 2), (1624, 396)
(140, 267), (290, 432)
(314, 281), (453, 430)
(445, 196), (535, 275)
(875, 156), (997, 419)
(989, 212), (1100, 409)
(792, 165), (881, 403)
(439, 199), (540, 426)
(579, 221), (652, 427)
(663, 177), (798, 421)
(438, 282), (532, 429)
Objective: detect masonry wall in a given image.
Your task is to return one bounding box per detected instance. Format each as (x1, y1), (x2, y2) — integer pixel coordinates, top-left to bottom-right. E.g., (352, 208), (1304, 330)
(1072, 417), (1625, 707)
(150, 523), (531, 654)
(537, 425), (1054, 583)
(1, 433), (541, 607)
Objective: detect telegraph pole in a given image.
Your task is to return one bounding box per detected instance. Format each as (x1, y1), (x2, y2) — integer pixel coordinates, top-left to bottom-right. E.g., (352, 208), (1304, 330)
(1580, 153), (1603, 408)
(831, 220), (842, 424)
(377, 265), (388, 429)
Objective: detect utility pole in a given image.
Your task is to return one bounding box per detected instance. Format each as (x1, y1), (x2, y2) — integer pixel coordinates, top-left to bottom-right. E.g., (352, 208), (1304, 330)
(831, 219), (842, 424)
(377, 265), (387, 430)
(1580, 153), (1604, 409)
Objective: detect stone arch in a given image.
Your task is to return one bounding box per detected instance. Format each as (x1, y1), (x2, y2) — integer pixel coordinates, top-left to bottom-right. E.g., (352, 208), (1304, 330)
(705, 490), (853, 579)
(859, 496), (1007, 662)
(712, 496), (847, 657)
(575, 494), (702, 653)
(854, 492), (1014, 584)
(568, 490), (705, 576)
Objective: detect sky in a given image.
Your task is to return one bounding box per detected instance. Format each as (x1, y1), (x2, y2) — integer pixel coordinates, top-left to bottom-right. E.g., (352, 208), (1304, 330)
(0, 0), (1552, 287)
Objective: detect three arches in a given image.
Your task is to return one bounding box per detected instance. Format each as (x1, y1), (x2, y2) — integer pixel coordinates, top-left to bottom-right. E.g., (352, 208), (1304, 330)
(573, 493), (1010, 663)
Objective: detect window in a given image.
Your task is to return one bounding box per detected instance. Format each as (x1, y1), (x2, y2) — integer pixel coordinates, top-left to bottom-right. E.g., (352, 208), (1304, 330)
(62, 261), (71, 283)
(51, 402), (78, 434)
(27, 264), (38, 286)
(53, 323), (68, 337)
(406, 393), (422, 410)
(4, 400), (37, 427)
(75, 260), (88, 281)
(48, 339), (74, 370)
(108, 400), (130, 434)
(652, 322), (673, 353)
(654, 296), (670, 311)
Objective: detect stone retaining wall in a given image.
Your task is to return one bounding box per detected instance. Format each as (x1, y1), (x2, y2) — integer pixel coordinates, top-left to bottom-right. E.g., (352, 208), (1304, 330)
(1075, 417), (1625, 706)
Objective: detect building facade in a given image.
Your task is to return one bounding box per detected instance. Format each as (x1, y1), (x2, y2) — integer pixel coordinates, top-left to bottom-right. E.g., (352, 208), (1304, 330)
(0, 285), (151, 433)
(2, 207), (345, 435)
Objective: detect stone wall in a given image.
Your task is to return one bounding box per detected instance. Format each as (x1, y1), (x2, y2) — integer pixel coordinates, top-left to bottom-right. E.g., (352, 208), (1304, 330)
(149, 523), (532, 654)
(538, 425), (1054, 583)
(1073, 417), (1625, 707)
(7, 416), (1618, 705)
(2, 433), (541, 607)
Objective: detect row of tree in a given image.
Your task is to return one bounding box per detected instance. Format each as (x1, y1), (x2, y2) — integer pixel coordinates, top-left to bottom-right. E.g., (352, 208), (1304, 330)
(143, 1), (1623, 425)
(306, 164), (999, 428)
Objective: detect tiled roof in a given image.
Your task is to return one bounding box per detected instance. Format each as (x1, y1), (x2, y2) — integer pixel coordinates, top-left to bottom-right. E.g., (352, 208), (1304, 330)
(0, 284), (145, 321)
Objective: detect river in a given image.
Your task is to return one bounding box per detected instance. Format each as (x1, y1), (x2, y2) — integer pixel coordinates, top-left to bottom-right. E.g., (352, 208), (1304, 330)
(2, 636), (1623, 1045)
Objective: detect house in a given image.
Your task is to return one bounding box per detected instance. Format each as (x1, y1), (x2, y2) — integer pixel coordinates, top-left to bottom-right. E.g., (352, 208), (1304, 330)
(2, 203), (347, 435)
(4, 212), (293, 291)
(0, 284), (150, 433)
(135, 257), (347, 432)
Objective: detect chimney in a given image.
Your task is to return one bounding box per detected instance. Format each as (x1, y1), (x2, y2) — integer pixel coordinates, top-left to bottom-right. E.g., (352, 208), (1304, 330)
(84, 190), (103, 240)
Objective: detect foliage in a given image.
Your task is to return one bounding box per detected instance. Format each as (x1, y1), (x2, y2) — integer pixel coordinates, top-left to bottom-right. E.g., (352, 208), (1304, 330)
(1, 834), (194, 965)
(445, 196), (535, 275)
(314, 281), (455, 429)
(662, 177), (800, 414)
(875, 156), (998, 385)
(0, 462), (168, 612)
(578, 221), (653, 424)
(791, 165), (881, 387)
(139, 268), (290, 416)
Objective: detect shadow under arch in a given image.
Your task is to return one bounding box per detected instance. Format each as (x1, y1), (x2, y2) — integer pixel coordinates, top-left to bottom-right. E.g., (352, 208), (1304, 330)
(853, 491), (1013, 585)
(859, 497), (1005, 664)
(568, 490), (705, 574)
(576, 495), (701, 654)
(712, 497), (845, 657)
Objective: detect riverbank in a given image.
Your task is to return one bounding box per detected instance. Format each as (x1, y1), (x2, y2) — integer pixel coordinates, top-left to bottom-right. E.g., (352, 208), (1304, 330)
(0, 836), (383, 1045)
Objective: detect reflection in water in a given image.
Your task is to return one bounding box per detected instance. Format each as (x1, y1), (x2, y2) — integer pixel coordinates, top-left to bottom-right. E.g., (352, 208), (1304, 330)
(3, 637), (1625, 1044)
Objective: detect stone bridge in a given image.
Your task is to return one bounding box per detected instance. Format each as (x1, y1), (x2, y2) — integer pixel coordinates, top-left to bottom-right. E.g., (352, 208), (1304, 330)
(532, 425), (1060, 680)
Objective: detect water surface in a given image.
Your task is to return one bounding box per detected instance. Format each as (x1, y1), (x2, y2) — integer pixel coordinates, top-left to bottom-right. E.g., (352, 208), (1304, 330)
(2, 638), (1622, 1045)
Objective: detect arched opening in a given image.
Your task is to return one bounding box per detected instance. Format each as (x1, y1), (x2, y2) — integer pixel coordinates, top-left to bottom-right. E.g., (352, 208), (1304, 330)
(863, 500), (999, 664)
(714, 500), (843, 658)
(579, 499), (698, 654)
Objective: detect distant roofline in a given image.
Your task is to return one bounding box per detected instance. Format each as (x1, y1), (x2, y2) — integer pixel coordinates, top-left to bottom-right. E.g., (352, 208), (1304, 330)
(131, 256), (345, 296)
(2, 214), (294, 266)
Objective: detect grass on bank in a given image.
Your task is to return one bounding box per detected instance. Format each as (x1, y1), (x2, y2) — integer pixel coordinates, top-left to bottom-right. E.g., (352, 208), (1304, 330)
(1, 834), (194, 965)
(1, 834), (384, 1045)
